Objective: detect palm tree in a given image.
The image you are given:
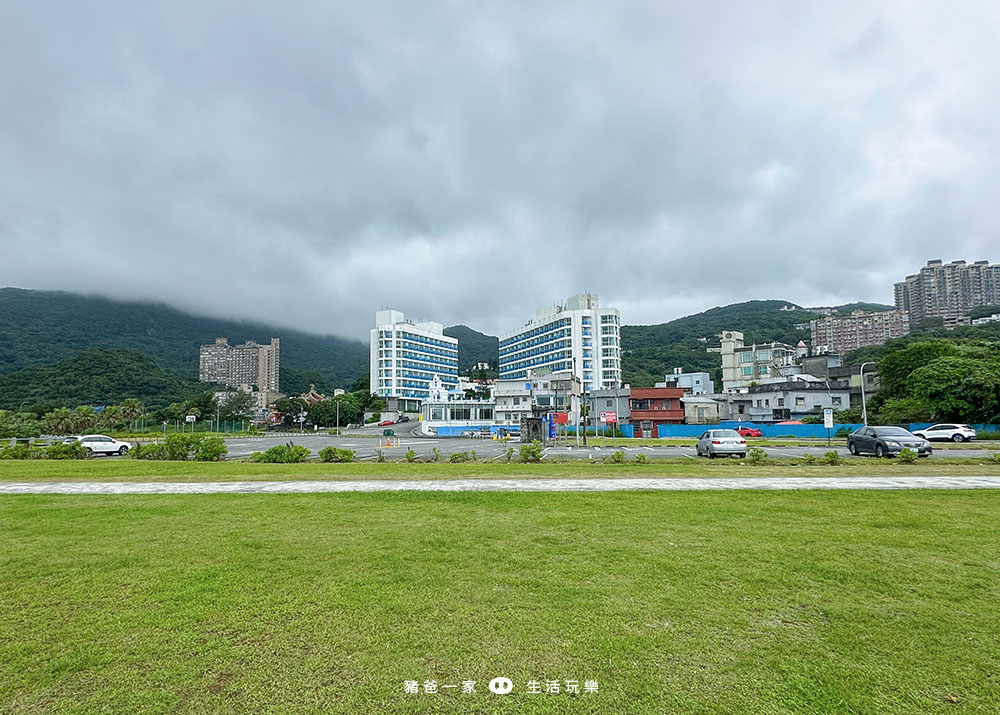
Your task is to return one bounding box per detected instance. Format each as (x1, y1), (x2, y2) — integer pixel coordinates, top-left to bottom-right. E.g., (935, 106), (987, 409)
(43, 408), (76, 435)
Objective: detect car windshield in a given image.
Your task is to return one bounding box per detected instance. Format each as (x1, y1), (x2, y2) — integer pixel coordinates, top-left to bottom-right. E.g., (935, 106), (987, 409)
(873, 427), (913, 437)
(714, 430), (741, 438)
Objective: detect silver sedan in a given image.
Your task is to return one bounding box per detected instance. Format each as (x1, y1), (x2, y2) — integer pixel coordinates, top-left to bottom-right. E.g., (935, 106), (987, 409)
(696, 429), (748, 458)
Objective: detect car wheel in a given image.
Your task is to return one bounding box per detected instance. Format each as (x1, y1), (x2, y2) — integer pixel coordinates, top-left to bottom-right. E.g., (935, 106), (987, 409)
(739, 453), (746, 459)
(708, 451), (716, 459)
(118, 446), (129, 456)
(848, 442), (858, 456)
(875, 444), (886, 458)
(85, 447), (93, 457)
(952, 434), (965, 442)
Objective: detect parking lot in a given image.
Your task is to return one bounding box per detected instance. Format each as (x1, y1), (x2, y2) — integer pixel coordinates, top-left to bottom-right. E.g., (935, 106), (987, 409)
(222, 428), (999, 461)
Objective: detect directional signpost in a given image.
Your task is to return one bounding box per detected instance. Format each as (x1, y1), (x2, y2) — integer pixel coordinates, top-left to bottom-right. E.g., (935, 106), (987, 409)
(824, 408), (834, 446)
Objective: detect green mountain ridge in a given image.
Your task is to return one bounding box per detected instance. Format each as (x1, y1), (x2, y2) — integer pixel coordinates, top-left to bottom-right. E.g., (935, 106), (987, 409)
(0, 348), (207, 410)
(0, 288), (369, 392)
(442, 325), (499, 373)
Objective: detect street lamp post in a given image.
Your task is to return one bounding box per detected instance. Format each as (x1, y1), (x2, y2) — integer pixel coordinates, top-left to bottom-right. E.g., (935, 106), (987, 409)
(859, 361), (876, 426)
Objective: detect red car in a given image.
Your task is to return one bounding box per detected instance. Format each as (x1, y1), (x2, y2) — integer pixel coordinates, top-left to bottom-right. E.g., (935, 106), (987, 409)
(736, 426), (762, 437)
(378, 419), (394, 427)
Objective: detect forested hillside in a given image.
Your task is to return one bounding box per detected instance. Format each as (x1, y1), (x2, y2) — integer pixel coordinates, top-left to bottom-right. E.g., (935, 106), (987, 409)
(0, 288), (368, 386)
(0, 348), (207, 410)
(621, 300), (819, 387)
(443, 325), (499, 373)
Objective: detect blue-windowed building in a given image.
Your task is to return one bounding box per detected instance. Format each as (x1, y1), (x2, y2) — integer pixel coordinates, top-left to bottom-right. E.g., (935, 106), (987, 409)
(498, 293), (621, 392)
(369, 310), (459, 411)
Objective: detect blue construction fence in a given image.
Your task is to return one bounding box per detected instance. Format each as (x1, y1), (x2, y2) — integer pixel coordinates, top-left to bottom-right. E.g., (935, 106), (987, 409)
(655, 422), (1000, 439)
(432, 424), (636, 438)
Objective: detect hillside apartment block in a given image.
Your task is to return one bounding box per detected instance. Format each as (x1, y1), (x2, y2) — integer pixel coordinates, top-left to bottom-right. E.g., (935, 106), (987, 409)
(498, 293), (622, 392)
(810, 309), (909, 355)
(370, 309), (459, 411)
(199, 337), (280, 392)
(894, 259), (1000, 325)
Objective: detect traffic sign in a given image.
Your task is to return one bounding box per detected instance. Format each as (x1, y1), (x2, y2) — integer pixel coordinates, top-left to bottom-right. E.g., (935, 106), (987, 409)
(823, 408), (834, 429)
(600, 411), (618, 423)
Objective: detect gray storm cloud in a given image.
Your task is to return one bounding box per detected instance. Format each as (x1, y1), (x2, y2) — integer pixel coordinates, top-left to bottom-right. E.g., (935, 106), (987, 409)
(1, 0), (999, 338)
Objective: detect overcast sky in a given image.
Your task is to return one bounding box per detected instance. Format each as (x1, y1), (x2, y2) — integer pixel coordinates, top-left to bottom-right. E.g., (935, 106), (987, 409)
(2, 1), (999, 340)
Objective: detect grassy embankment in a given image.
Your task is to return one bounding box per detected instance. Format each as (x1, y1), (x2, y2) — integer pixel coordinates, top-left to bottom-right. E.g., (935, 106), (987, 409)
(1, 490), (998, 713)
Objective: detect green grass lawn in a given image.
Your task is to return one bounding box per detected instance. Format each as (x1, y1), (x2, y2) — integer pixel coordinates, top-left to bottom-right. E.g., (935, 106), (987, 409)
(1, 491), (999, 713)
(3, 457), (1000, 482)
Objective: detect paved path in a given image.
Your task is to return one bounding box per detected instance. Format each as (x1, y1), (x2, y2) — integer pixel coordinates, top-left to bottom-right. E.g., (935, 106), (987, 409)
(3, 476), (1000, 494)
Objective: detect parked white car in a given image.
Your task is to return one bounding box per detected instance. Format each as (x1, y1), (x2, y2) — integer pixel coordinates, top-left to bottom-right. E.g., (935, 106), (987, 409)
(910, 424), (977, 442)
(64, 434), (133, 456)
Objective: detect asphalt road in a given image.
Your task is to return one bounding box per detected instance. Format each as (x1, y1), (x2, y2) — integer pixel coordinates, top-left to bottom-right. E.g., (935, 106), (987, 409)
(223, 429), (998, 461)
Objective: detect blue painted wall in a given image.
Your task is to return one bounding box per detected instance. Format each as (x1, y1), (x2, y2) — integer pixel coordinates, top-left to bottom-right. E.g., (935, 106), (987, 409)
(655, 422), (1000, 438)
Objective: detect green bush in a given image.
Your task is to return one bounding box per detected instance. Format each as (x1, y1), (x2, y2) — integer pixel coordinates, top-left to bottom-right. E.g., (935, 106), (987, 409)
(165, 433), (203, 460)
(194, 437), (227, 462)
(834, 427), (850, 438)
(0, 444), (46, 460)
(824, 450), (842, 465)
(318, 446), (355, 463)
(519, 441), (543, 463)
(634, 453), (647, 464)
(609, 450), (625, 464)
(129, 443), (170, 460)
(978, 429), (1000, 440)
(251, 444), (310, 463)
(405, 449), (416, 463)
(46, 442), (88, 460)
(504, 447), (516, 463)
(746, 447), (767, 465)
(449, 451), (471, 463)
(63, 441), (89, 458)
(431, 447), (441, 462)
(800, 454), (818, 465)
(992, 452), (1000, 464)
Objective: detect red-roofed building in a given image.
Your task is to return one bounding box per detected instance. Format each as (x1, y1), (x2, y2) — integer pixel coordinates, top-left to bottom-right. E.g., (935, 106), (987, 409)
(628, 387), (684, 438)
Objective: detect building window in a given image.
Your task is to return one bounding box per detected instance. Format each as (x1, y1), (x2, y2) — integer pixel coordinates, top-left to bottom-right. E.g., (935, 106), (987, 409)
(742, 367), (753, 376)
(832, 397), (842, 406)
(795, 397), (806, 407)
(777, 398), (784, 407)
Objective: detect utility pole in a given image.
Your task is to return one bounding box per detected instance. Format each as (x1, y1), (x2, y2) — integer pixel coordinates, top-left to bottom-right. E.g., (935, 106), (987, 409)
(860, 361), (875, 426)
(336, 399), (340, 435)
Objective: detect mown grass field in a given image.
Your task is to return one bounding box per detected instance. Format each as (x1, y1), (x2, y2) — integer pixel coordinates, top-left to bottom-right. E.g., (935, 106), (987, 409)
(2, 457), (1000, 482)
(2, 490), (999, 713)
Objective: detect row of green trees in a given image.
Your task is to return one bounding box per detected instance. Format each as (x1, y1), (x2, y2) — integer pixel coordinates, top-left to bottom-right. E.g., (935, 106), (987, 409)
(271, 389), (384, 429)
(844, 338), (1000, 424)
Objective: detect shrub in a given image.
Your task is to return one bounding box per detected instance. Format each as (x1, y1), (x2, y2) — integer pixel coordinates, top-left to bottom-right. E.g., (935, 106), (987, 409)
(129, 443), (170, 460)
(609, 450), (625, 464)
(405, 449), (416, 463)
(834, 427), (850, 438)
(375, 449), (386, 463)
(504, 447), (516, 463)
(978, 429), (1000, 440)
(449, 451), (471, 463)
(992, 452), (1000, 464)
(824, 450), (841, 465)
(519, 441), (543, 463)
(46, 442), (88, 460)
(251, 444), (310, 463)
(165, 433), (203, 460)
(431, 447), (441, 462)
(194, 437), (228, 462)
(800, 454), (818, 465)
(746, 447), (767, 465)
(318, 446), (355, 463)
(634, 453), (647, 464)
(0, 444), (46, 460)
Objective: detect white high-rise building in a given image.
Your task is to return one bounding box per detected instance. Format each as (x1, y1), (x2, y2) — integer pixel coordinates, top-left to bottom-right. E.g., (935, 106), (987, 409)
(498, 293), (621, 391)
(370, 310), (459, 408)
